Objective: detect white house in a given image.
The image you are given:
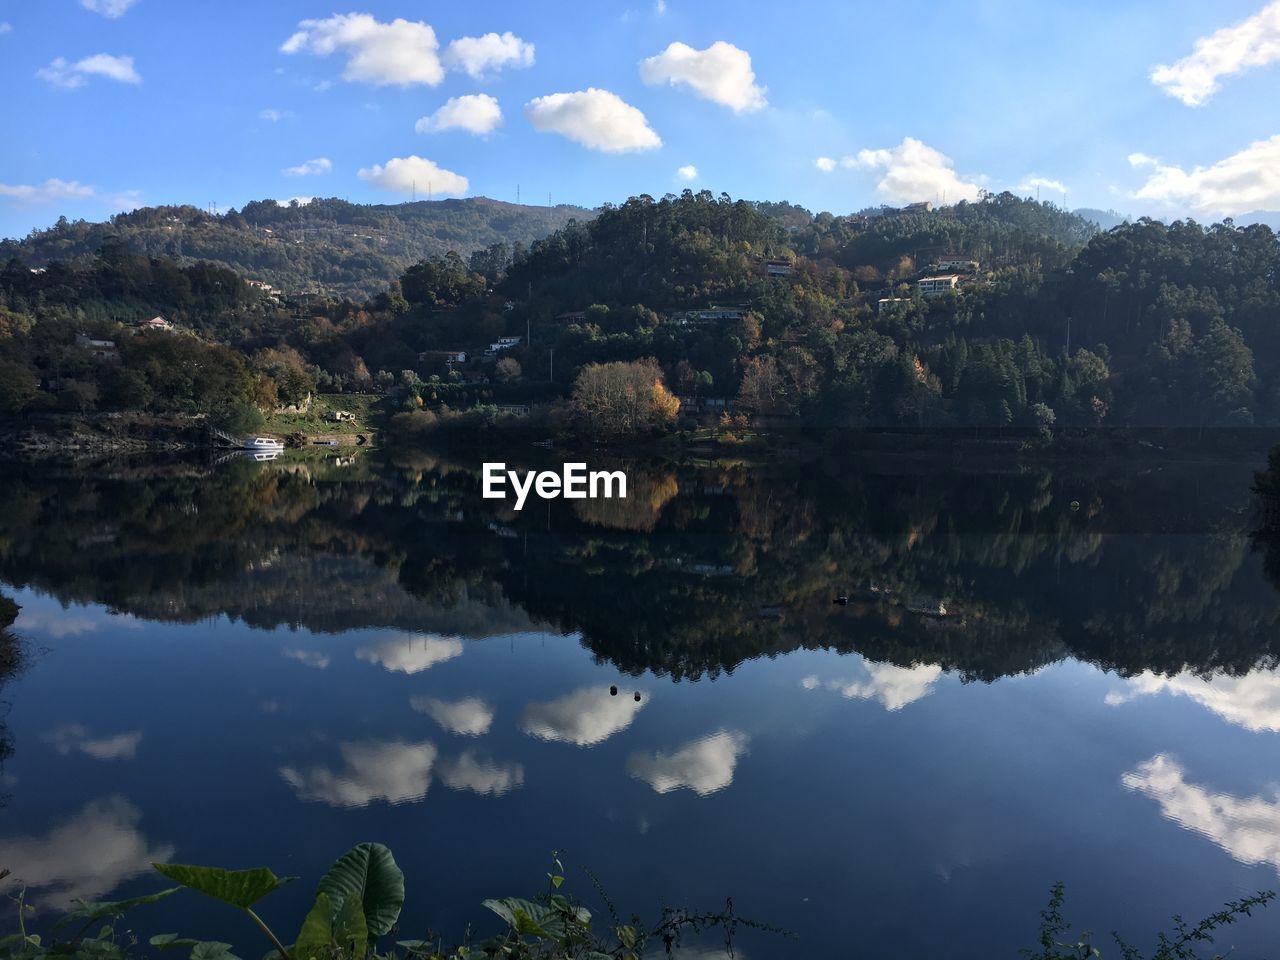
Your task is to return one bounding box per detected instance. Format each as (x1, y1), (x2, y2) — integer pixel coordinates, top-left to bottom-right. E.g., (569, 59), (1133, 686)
(936, 255), (978, 271)
(917, 275), (962, 297)
(488, 336), (522, 354)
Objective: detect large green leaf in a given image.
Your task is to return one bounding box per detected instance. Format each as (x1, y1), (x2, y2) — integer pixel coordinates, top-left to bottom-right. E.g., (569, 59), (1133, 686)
(481, 899), (567, 941)
(315, 843), (404, 939)
(332, 894), (368, 955)
(53, 888), (180, 929)
(292, 892), (333, 960)
(152, 863), (296, 909)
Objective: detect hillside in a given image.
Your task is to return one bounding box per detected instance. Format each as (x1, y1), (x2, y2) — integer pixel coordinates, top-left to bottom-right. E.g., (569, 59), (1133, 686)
(0, 196), (594, 301)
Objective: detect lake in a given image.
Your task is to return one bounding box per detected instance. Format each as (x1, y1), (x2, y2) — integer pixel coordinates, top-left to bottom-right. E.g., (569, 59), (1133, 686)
(2, 448), (1280, 958)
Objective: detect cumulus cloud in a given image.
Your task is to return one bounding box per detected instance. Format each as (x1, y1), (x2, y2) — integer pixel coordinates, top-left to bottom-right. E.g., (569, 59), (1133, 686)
(0, 796), (174, 907)
(44, 725), (142, 760)
(357, 156), (469, 198)
(801, 660), (943, 711)
(281, 13), (444, 87)
(416, 94), (502, 135)
(437, 751), (524, 796)
(283, 157), (332, 177)
(411, 695), (495, 736)
(1129, 136), (1280, 216)
(355, 632), (465, 672)
(639, 41), (766, 113)
(525, 89), (661, 153)
(37, 54), (141, 89)
(521, 687), (646, 746)
(1123, 754), (1280, 872)
(1106, 667), (1280, 732)
(815, 156), (837, 172)
(443, 32), (534, 79)
(1019, 175), (1068, 196)
(281, 740), (437, 807)
(259, 108), (292, 123)
(1151, 1), (1280, 106)
(626, 730), (749, 796)
(853, 137), (981, 204)
(12, 606), (102, 634)
(282, 646), (330, 668)
(676, 164), (698, 181)
(80, 0), (138, 17)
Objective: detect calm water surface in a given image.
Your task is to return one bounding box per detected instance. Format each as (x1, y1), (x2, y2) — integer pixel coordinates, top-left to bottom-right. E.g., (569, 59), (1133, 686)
(2, 450), (1279, 957)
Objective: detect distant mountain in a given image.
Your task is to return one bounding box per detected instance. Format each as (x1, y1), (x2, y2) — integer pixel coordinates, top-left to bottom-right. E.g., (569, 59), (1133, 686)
(1237, 210), (1280, 231)
(0, 196), (594, 301)
(1073, 208), (1131, 231)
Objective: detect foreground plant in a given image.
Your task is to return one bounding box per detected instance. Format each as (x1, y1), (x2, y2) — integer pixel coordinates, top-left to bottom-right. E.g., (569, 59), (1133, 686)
(1, 844), (779, 960)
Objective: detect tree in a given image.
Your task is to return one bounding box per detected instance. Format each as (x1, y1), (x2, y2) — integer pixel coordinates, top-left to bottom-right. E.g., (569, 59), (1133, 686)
(495, 357), (522, 382)
(570, 359), (680, 439)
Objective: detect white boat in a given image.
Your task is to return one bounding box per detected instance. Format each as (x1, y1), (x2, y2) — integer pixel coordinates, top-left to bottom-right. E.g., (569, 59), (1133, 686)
(241, 436), (285, 451)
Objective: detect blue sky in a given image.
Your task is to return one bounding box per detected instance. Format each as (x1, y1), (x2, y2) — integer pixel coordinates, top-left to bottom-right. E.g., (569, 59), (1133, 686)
(1, 0), (1279, 240)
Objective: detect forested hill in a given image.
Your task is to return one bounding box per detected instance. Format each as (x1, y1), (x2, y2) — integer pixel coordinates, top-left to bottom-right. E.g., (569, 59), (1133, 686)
(0, 196), (593, 301)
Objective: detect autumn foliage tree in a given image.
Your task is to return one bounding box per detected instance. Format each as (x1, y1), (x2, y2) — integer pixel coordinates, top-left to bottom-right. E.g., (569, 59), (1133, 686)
(570, 359), (680, 440)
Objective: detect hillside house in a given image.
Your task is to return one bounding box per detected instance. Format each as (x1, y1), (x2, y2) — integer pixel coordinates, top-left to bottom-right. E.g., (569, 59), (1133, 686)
(141, 315), (173, 331)
(75, 334), (119, 360)
(917, 275), (962, 297)
(936, 255), (979, 271)
(487, 336), (522, 355)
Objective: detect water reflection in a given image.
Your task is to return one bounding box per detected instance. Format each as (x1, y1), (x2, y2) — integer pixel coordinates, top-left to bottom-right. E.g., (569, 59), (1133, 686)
(281, 739), (438, 807)
(437, 751), (525, 797)
(801, 659), (945, 711)
(1122, 754), (1280, 873)
(520, 687), (647, 746)
(282, 647), (331, 669)
(411, 696), (495, 737)
(626, 731), (750, 797)
(356, 634), (464, 674)
(0, 796), (174, 907)
(44, 724), (142, 760)
(1106, 667), (1280, 733)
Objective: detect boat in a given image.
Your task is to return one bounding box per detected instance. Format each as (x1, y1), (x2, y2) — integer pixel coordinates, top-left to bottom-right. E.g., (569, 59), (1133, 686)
(240, 436), (285, 451)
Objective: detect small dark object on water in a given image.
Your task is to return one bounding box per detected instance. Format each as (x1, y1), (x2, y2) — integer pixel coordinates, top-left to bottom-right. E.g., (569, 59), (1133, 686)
(833, 596), (849, 606)
(610, 685), (618, 696)
(634, 691), (641, 702)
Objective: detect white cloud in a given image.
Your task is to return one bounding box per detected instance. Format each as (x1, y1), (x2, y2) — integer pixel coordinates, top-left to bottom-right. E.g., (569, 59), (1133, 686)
(1018, 175), (1068, 196)
(639, 41), (767, 113)
(626, 731), (749, 796)
(1129, 136), (1280, 216)
(259, 108), (292, 123)
(676, 164), (698, 181)
(281, 13), (444, 87)
(521, 687), (646, 746)
(13, 607), (101, 634)
(525, 89), (661, 153)
(80, 0), (138, 18)
(0, 796), (174, 907)
(1106, 667), (1280, 733)
(278, 196), (314, 207)
(44, 724), (142, 760)
(282, 646), (330, 668)
(0, 22), (12, 34)
(281, 740), (437, 807)
(801, 660), (943, 711)
(283, 157), (332, 178)
(416, 94), (502, 135)
(437, 751), (524, 796)
(1123, 754), (1280, 872)
(1151, 1), (1280, 106)
(815, 156), (837, 173)
(355, 632), (465, 672)
(37, 54), (141, 89)
(411, 695), (495, 736)
(0, 179), (96, 205)
(442, 32), (534, 79)
(853, 137), (982, 204)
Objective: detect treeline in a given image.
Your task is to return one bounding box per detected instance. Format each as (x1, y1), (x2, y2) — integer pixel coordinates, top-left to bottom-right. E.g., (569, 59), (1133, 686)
(2, 189), (1279, 434)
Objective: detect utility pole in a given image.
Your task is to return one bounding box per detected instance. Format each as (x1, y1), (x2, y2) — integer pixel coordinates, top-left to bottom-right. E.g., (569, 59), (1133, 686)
(549, 347), (554, 383)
